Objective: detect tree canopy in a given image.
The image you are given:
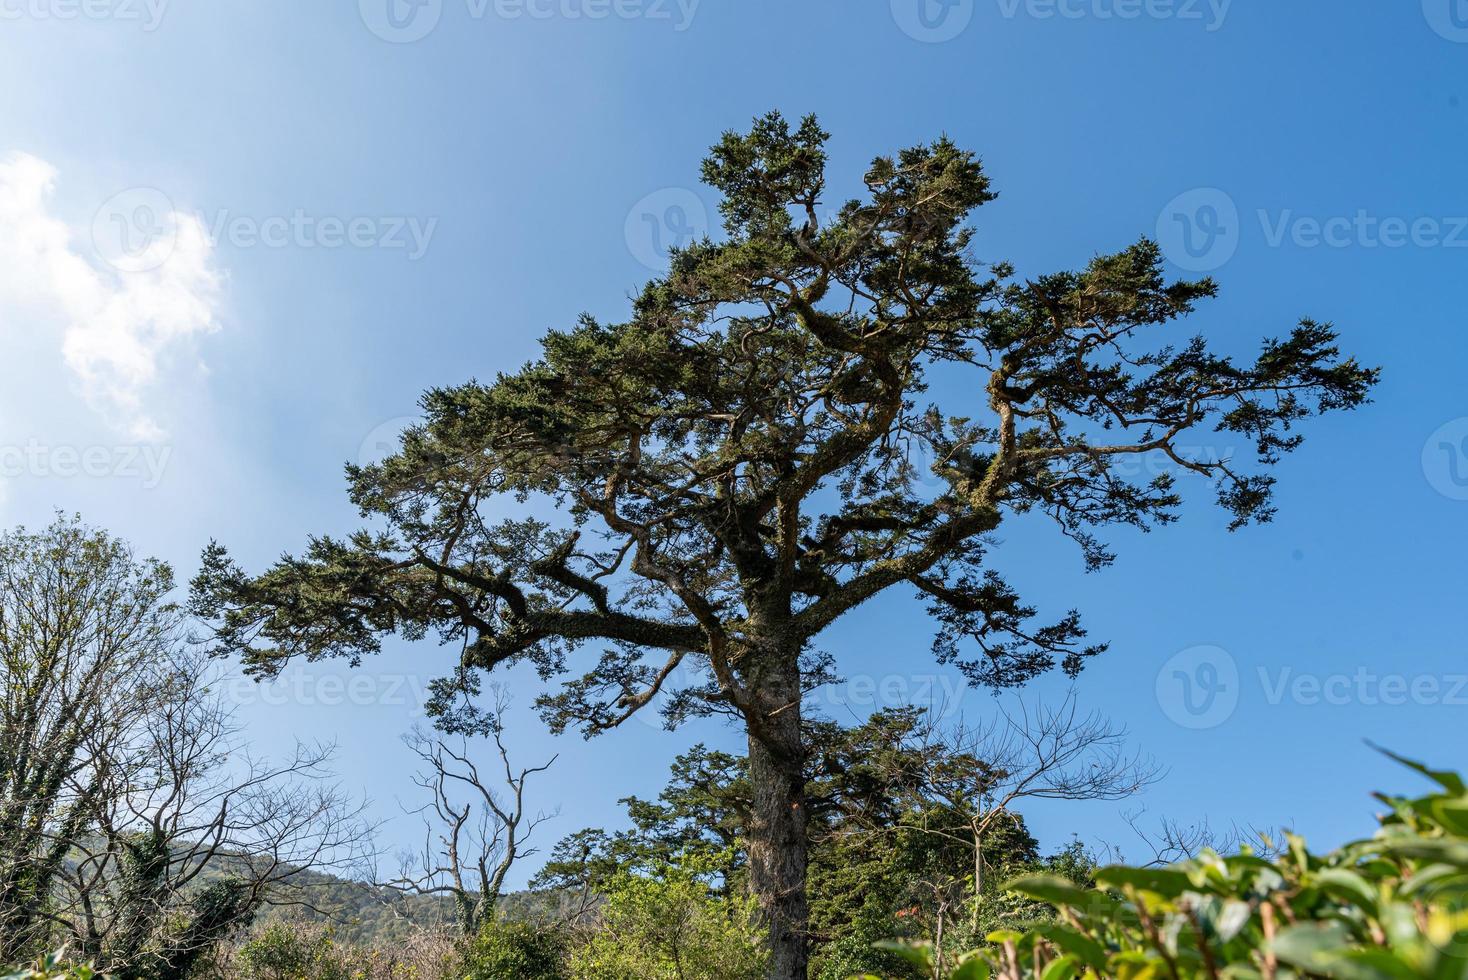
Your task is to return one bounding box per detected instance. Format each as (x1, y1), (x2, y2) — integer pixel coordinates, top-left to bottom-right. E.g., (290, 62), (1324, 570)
(192, 111), (1375, 732)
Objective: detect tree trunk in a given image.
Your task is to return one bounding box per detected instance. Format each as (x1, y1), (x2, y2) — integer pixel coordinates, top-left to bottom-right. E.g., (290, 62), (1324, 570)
(972, 823), (985, 933)
(745, 657), (810, 980)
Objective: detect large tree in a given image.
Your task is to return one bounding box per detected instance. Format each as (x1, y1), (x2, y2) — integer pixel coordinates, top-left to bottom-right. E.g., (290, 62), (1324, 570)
(190, 113), (1378, 979)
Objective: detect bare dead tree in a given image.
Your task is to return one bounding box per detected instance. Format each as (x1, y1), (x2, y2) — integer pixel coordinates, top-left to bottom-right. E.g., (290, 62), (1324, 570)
(381, 689), (557, 936)
(51, 646), (373, 980)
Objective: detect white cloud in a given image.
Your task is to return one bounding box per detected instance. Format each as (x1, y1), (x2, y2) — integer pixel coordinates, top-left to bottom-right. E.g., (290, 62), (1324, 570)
(0, 152), (221, 440)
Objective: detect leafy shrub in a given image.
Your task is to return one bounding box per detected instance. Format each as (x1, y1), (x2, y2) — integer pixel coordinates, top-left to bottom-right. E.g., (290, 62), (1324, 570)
(818, 931), (919, 980)
(870, 750), (1468, 979)
(235, 923), (366, 980)
(569, 855), (767, 980)
(457, 920), (568, 979)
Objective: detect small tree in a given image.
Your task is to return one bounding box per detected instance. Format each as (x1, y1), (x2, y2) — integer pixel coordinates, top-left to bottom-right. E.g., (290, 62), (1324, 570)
(191, 113), (1378, 979)
(854, 693), (1157, 931)
(533, 742), (749, 919)
(383, 689), (557, 936)
(458, 920), (568, 980)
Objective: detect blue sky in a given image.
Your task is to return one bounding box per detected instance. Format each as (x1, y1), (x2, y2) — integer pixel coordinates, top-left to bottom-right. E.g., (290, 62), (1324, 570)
(1, 0), (1466, 884)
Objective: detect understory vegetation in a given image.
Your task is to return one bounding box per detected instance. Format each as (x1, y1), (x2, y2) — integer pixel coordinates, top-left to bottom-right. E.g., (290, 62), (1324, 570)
(18, 752), (1468, 978)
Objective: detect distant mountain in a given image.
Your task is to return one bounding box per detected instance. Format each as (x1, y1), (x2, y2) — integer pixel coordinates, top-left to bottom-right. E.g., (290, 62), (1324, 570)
(243, 864), (578, 946)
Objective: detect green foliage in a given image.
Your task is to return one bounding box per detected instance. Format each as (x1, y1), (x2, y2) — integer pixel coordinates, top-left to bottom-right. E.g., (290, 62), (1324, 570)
(870, 752), (1468, 979)
(0, 953), (94, 979)
(98, 836), (258, 980)
(535, 743), (749, 899)
(457, 921), (568, 979)
(157, 877), (258, 980)
(968, 842), (1096, 943)
(816, 929), (920, 980)
(568, 854), (767, 980)
(540, 711), (1069, 977)
(812, 840), (1095, 980)
(226, 919), (458, 980)
(235, 924), (364, 980)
